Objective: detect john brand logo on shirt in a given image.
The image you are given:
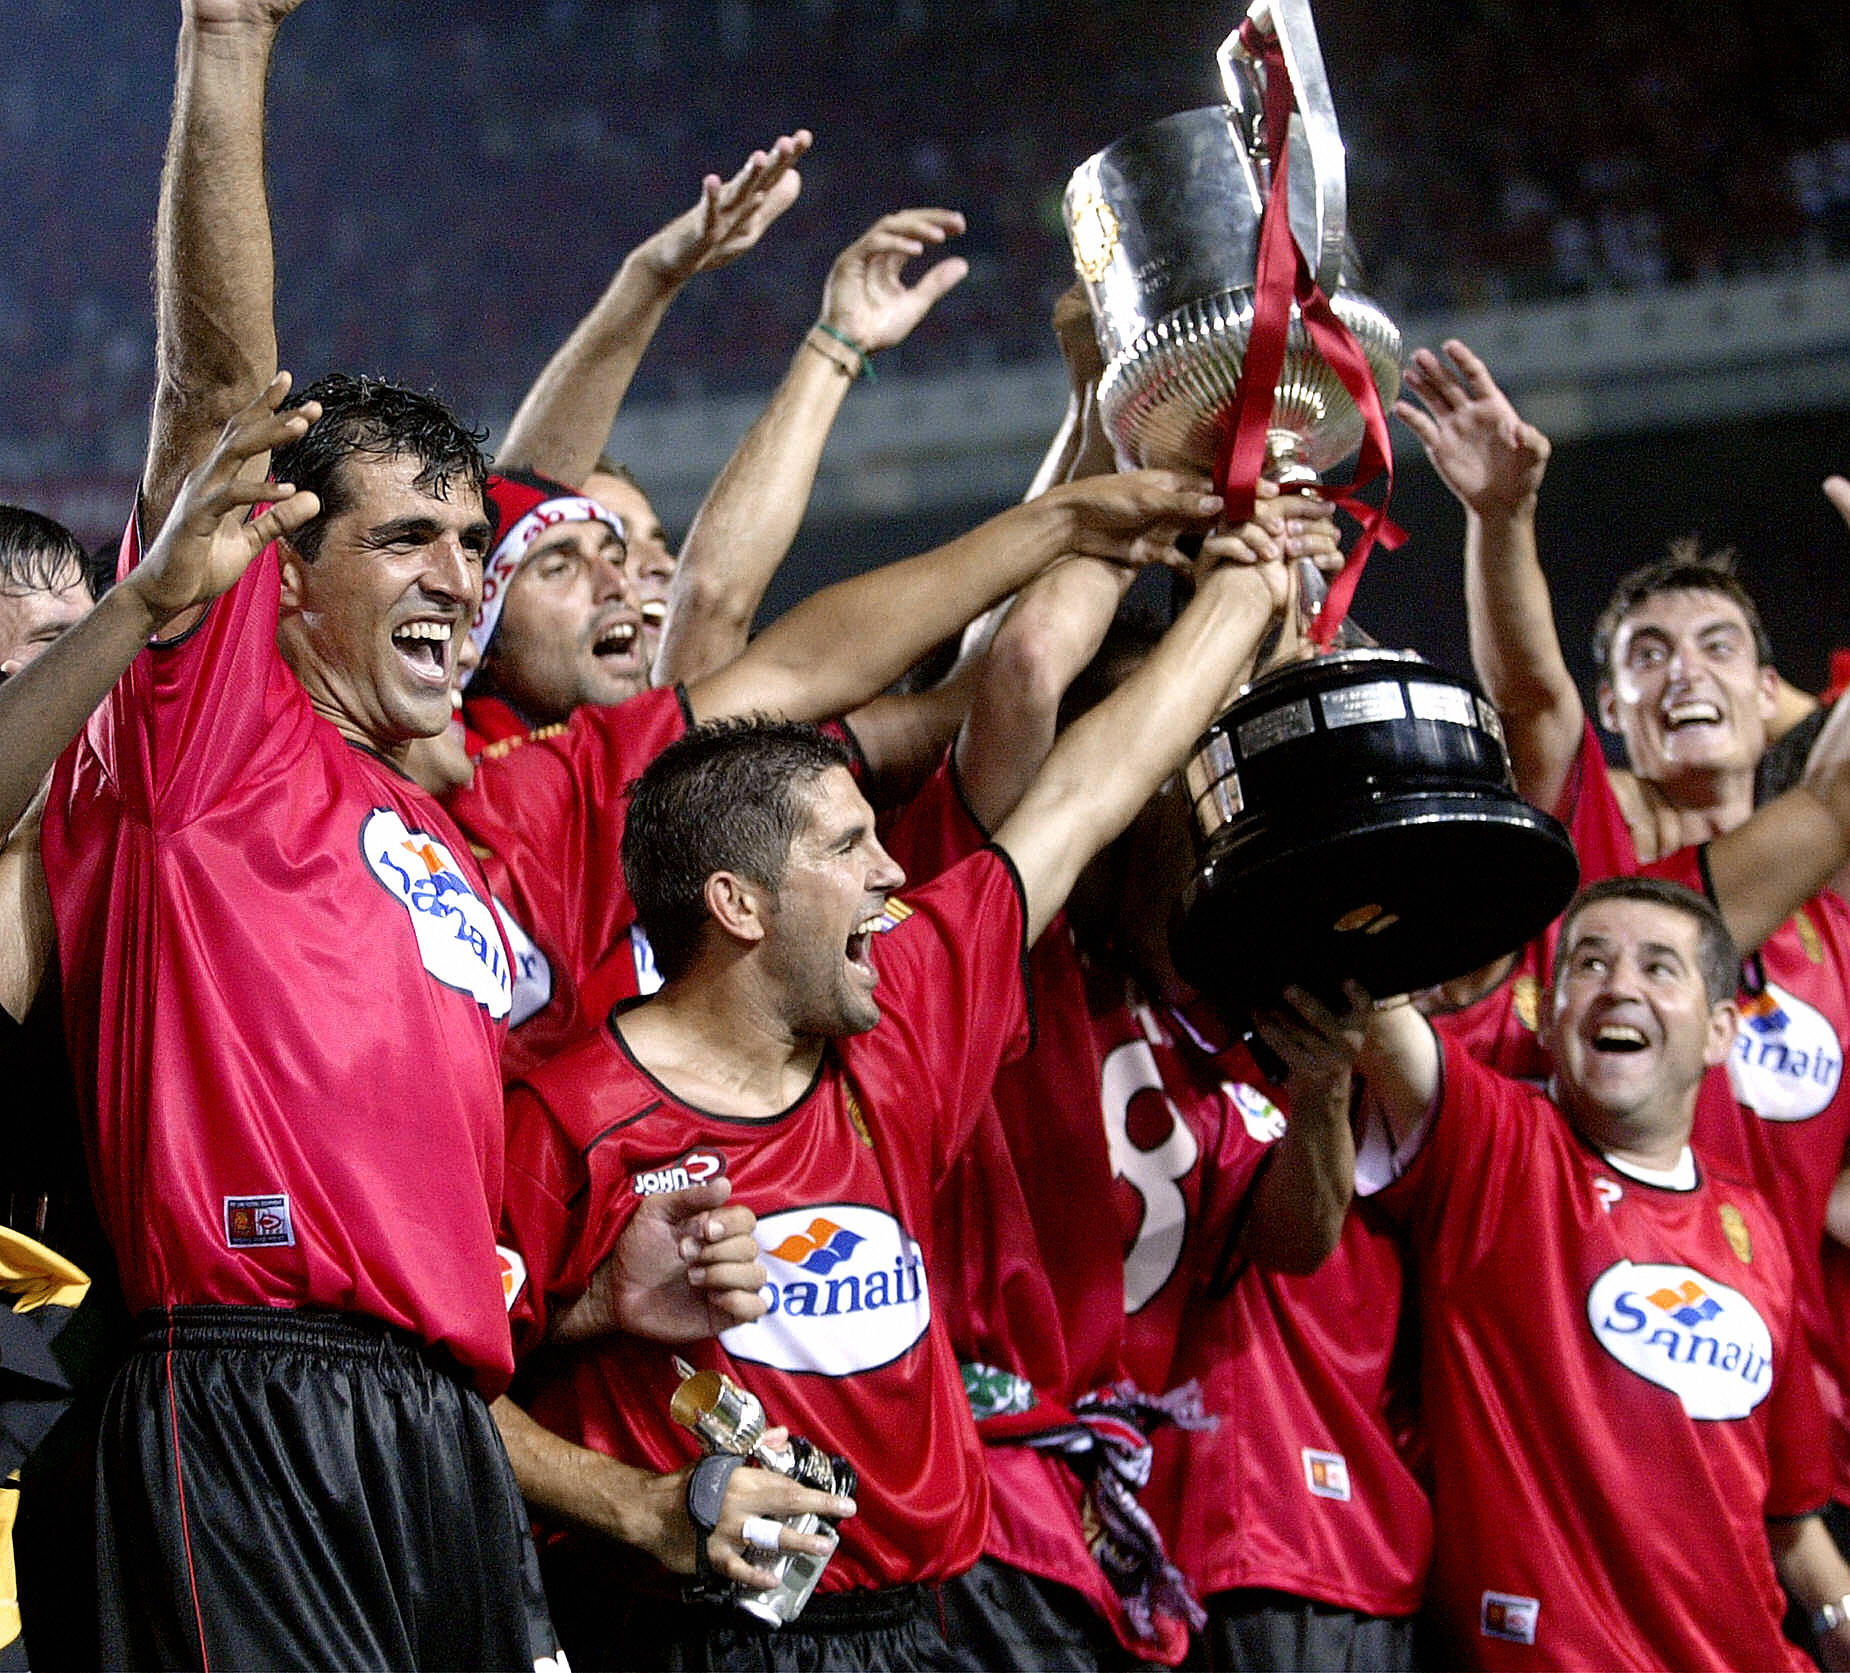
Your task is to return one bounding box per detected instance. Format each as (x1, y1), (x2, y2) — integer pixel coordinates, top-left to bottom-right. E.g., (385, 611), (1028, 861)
(1729, 982), (1842, 1121)
(361, 809), (512, 1019)
(722, 1203), (931, 1376)
(1586, 1260), (1773, 1420)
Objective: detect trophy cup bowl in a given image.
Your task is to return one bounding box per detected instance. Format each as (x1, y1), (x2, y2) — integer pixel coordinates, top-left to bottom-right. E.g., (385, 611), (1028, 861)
(1066, 105), (1404, 480)
(1065, 69), (1577, 1020)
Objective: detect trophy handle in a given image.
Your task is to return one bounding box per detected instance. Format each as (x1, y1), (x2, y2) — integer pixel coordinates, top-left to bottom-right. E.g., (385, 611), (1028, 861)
(1221, 0), (1348, 294)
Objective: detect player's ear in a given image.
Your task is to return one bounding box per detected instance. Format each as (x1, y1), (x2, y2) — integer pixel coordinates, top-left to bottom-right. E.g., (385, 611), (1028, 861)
(1703, 997), (1739, 1069)
(1594, 679), (1619, 733)
(276, 535), (309, 611)
(704, 870), (770, 947)
(1754, 664), (1779, 724)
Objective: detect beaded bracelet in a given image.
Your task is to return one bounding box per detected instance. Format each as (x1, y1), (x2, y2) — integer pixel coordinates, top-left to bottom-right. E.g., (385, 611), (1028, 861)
(811, 320), (876, 382)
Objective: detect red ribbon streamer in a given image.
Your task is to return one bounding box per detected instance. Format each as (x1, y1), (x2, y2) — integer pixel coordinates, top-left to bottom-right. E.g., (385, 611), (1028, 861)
(1214, 29), (1404, 648)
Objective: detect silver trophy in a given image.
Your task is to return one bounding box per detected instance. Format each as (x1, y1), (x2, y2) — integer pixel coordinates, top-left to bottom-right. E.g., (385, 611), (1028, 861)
(670, 1361), (855, 1628)
(1064, 0), (1400, 488)
(1064, 1), (1576, 1019)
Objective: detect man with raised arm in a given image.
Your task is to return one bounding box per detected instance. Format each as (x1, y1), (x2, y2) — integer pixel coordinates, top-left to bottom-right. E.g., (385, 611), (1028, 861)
(1339, 877), (1850, 1670)
(37, 4), (770, 1665)
(495, 132), (811, 496)
(1401, 343), (1850, 1522)
(448, 461), (1225, 1077)
(467, 203), (971, 754)
(496, 525), (1298, 1670)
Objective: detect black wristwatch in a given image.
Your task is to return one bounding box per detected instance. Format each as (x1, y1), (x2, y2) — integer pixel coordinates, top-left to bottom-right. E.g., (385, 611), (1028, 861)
(685, 1454), (744, 1598)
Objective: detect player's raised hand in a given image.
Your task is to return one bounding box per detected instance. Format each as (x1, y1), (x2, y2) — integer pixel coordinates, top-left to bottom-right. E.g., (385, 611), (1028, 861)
(1251, 980), (1375, 1096)
(183, 0), (312, 34)
(1824, 474), (1850, 532)
(125, 372), (320, 629)
(643, 133), (813, 287)
(818, 208), (969, 354)
(1042, 469), (1224, 571)
(1200, 479), (1342, 575)
(550, 1174), (770, 1347)
(1397, 339), (1550, 520)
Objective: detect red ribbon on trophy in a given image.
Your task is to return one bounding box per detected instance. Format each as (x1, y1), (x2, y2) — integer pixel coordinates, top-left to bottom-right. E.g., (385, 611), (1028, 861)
(1214, 18), (1403, 650)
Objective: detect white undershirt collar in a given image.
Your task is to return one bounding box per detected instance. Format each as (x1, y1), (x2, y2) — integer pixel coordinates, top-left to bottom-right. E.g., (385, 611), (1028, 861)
(1602, 1144), (1698, 1191)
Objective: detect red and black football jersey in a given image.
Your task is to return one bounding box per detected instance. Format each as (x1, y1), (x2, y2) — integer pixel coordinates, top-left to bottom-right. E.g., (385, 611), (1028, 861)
(1366, 1036), (1824, 1672)
(501, 848), (1031, 1592)
(42, 515), (517, 1389)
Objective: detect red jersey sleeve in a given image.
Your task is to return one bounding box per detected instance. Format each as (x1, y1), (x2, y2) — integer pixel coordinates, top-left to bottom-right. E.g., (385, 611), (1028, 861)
(849, 846), (1033, 1179)
(876, 749), (988, 885)
(500, 1079), (602, 1360)
(82, 511), (299, 828)
(1365, 1033), (1544, 1275)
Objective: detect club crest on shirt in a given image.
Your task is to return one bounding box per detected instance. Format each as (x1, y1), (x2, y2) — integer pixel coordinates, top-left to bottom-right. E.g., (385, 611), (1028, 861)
(1729, 981), (1841, 1121)
(361, 809), (512, 1018)
(1586, 1261), (1773, 1419)
(722, 1203), (931, 1376)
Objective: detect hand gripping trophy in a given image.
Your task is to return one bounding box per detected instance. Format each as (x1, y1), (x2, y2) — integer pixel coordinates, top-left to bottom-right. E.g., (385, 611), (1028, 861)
(671, 1360), (857, 1628)
(1064, 0), (1576, 1022)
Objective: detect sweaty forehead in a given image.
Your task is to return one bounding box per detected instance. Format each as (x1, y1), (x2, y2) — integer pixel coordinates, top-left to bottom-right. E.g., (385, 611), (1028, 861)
(336, 450), (487, 527)
(522, 518), (623, 562)
(1563, 898), (1700, 961)
(1618, 586), (1753, 645)
(796, 765), (872, 839)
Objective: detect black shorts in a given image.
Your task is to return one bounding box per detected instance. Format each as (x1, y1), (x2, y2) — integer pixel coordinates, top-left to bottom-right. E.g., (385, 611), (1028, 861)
(1201, 1589), (1414, 1673)
(95, 1306), (556, 1672)
(543, 1540), (956, 1673)
(938, 1556), (1136, 1673)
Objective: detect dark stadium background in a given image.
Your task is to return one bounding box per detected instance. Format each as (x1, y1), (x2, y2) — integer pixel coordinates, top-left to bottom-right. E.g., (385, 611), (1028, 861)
(3, 0), (1847, 702)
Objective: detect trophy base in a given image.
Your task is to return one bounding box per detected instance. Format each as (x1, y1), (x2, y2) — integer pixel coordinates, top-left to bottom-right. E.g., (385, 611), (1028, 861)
(1174, 791), (1579, 1024)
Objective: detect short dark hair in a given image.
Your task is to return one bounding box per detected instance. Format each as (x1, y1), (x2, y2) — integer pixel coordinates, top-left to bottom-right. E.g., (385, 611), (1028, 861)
(623, 716), (853, 983)
(590, 455), (645, 495)
(1590, 539), (1773, 681)
(273, 374), (489, 560)
(1556, 875), (1738, 1007)
(0, 504), (89, 599)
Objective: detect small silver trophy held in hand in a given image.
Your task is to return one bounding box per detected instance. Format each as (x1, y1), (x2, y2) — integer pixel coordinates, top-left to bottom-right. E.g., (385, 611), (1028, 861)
(672, 1359), (857, 1628)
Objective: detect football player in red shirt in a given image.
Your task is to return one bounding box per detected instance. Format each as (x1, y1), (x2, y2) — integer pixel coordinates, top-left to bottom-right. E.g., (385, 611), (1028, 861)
(1403, 341), (1850, 1524)
(1345, 876), (1850, 1670)
(496, 518), (1299, 1669)
(36, 4), (770, 1666)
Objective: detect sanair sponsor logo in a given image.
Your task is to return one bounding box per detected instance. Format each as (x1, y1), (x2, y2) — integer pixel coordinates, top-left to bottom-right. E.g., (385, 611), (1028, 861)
(631, 1151), (725, 1198)
(1586, 1261), (1773, 1419)
(722, 1204), (931, 1375)
(492, 898), (552, 1027)
(361, 809), (511, 1018)
(1728, 982), (1841, 1121)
